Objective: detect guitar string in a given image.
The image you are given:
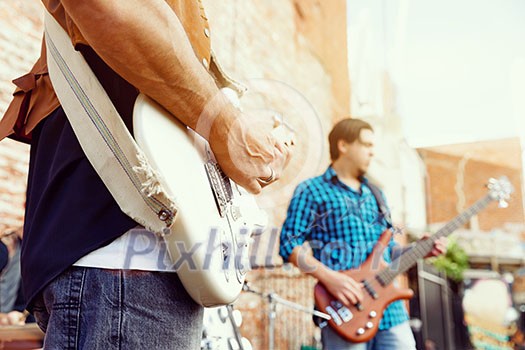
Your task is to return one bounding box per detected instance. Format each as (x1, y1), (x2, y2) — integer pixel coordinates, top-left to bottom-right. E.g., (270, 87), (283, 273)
(352, 194), (494, 314)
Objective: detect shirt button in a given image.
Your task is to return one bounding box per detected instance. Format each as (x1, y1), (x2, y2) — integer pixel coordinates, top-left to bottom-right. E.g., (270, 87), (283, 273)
(204, 27), (210, 38)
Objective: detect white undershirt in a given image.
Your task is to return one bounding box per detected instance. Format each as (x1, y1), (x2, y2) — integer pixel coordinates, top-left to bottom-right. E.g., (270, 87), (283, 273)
(73, 226), (176, 272)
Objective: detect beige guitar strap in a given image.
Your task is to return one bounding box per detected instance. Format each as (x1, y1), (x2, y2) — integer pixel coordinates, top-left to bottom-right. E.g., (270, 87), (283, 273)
(44, 11), (178, 235)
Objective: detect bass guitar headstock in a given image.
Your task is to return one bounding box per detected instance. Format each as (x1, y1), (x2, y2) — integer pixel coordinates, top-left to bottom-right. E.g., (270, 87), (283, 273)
(487, 177), (514, 208)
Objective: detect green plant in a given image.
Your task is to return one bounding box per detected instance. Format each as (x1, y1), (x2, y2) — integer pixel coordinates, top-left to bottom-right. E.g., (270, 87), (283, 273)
(427, 239), (469, 281)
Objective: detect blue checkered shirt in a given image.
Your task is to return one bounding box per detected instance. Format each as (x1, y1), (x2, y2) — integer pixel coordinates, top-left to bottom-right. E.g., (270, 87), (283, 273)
(279, 167), (409, 330)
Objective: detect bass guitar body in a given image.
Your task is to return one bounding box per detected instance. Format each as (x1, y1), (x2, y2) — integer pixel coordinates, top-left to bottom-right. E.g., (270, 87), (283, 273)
(314, 230), (413, 343)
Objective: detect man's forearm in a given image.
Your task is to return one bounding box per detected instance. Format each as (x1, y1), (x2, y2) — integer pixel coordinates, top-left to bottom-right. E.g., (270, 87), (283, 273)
(287, 246), (365, 306)
(58, 0), (292, 194)
(288, 246), (333, 285)
(60, 0), (237, 139)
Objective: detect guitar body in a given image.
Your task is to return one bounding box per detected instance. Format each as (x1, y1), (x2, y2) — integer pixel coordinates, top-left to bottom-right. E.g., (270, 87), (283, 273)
(133, 94), (266, 307)
(314, 230), (414, 343)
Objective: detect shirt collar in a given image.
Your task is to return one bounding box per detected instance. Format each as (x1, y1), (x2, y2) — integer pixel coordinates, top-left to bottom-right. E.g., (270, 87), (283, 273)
(322, 166), (369, 185)
(322, 166), (338, 182)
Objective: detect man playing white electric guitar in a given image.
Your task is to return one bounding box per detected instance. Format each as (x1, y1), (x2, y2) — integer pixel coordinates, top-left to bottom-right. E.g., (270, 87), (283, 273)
(0, 1), (293, 349)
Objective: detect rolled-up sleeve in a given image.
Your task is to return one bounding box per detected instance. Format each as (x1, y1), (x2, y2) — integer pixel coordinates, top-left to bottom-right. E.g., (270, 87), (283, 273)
(279, 182), (317, 262)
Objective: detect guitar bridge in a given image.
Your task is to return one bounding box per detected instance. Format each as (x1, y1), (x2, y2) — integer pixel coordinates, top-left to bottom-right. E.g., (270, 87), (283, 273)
(205, 161), (233, 217)
(329, 301), (354, 323)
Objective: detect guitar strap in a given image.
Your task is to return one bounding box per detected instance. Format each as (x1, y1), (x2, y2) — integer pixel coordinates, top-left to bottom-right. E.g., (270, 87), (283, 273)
(44, 10), (178, 235)
(366, 182), (394, 229)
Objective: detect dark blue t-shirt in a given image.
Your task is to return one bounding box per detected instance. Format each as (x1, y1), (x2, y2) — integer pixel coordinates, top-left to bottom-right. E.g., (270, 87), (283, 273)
(21, 46), (139, 308)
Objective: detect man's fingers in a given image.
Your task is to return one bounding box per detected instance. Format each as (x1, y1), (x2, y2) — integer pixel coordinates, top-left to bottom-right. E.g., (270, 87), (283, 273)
(255, 144), (290, 189)
(0, 311), (25, 326)
(336, 294), (351, 307)
(245, 179), (262, 194)
(341, 279), (363, 304)
(434, 238), (447, 255)
(347, 278), (361, 289)
(7, 312), (25, 325)
(348, 280), (364, 298)
(349, 287), (364, 302)
(272, 124), (295, 168)
(342, 288), (362, 306)
(278, 141), (293, 167)
(271, 124), (294, 146)
(343, 292), (357, 306)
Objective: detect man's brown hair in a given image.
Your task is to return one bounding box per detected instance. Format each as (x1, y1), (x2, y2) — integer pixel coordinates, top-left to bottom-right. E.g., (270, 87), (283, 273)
(328, 118), (373, 161)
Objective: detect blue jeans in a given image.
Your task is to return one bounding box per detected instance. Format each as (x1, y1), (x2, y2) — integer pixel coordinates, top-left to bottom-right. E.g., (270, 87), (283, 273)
(32, 267), (203, 349)
(321, 321), (416, 350)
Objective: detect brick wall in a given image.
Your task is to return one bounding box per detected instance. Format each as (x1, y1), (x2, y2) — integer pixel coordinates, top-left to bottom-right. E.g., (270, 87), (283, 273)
(202, 1), (350, 347)
(2, 1), (350, 348)
(418, 139), (524, 230)
(0, 1), (43, 233)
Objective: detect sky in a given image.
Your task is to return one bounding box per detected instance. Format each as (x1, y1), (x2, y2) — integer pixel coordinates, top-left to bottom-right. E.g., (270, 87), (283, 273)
(347, 0), (525, 148)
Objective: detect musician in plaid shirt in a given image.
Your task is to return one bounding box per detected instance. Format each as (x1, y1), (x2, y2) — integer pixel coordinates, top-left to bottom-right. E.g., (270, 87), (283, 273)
(279, 118), (446, 349)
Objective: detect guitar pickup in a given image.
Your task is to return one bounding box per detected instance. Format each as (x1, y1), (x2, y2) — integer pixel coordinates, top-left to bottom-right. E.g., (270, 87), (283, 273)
(325, 306), (343, 326)
(362, 280), (379, 299)
(205, 161), (233, 217)
(330, 301), (353, 322)
(337, 307), (353, 323)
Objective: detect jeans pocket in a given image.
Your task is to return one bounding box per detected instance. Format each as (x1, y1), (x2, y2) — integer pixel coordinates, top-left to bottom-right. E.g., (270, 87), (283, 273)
(34, 311), (48, 333)
(32, 299), (49, 333)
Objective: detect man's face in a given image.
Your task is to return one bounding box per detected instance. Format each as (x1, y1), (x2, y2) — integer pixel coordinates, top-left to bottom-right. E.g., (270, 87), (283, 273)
(340, 129), (375, 175)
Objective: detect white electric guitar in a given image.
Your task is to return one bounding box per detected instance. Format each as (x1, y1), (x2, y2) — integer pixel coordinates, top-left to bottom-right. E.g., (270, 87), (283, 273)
(133, 94), (271, 307)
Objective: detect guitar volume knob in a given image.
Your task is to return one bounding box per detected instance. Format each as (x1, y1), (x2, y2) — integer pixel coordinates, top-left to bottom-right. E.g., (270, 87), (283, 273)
(369, 310), (377, 318)
(357, 328), (365, 335)
(231, 206), (241, 221)
(366, 322), (373, 329)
